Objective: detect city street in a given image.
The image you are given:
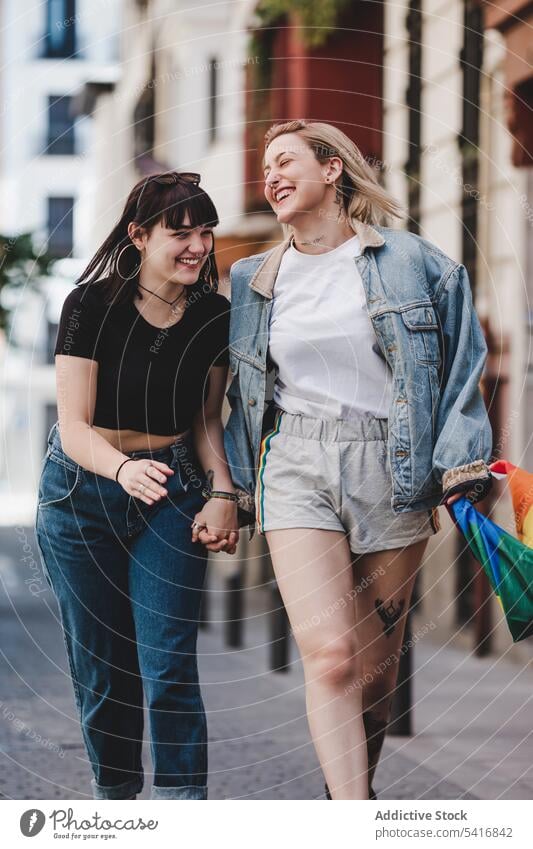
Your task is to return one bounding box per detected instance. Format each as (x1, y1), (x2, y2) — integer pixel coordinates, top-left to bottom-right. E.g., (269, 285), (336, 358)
(1, 526), (532, 801)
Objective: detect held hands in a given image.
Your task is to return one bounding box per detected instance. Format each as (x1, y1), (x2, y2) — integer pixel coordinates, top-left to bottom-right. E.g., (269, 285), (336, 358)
(116, 458), (174, 504)
(115, 457), (240, 554)
(191, 498), (239, 555)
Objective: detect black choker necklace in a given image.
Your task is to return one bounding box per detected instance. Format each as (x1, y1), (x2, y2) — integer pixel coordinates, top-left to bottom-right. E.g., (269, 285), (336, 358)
(136, 282), (186, 306)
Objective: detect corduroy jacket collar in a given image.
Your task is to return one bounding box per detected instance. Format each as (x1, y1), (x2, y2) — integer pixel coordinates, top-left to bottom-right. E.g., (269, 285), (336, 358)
(248, 219), (385, 299)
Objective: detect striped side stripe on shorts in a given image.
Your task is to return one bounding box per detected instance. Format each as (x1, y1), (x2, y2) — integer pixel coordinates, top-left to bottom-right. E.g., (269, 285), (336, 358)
(255, 409), (284, 533)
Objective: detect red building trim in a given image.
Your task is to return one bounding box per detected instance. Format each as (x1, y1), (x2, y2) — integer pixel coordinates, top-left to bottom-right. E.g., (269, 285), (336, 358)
(481, 0), (533, 166)
(244, 3), (384, 212)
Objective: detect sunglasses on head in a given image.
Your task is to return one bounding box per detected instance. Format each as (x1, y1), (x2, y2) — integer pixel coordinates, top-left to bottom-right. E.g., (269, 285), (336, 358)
(135, 171), (201, 213)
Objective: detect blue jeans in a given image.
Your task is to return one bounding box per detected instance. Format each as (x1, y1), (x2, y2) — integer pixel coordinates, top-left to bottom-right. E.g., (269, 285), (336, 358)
(35, 422), (208, 800)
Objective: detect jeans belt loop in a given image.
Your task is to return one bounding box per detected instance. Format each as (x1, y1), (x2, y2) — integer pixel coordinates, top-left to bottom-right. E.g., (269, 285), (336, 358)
(171, 441), (189, 492)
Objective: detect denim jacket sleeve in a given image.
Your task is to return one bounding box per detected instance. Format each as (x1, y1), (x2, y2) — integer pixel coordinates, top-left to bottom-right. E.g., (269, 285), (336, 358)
(432, 263), (493, 500)
(223, 362), (257, 532)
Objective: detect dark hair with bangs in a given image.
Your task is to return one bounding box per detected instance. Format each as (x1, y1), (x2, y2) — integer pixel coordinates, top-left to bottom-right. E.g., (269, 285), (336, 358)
(75, 172), (220, 306)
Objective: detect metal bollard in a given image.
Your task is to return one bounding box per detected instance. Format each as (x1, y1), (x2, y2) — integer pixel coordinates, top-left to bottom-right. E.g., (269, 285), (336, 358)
(269, 579), (290, 672)
(198, 565), (209, 630)
(225, 567), (244, 648)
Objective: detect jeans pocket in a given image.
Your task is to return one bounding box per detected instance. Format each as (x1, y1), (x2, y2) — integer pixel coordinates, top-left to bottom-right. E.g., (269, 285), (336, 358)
(38, 455), (83, 508)
(34, 528), (54, 590)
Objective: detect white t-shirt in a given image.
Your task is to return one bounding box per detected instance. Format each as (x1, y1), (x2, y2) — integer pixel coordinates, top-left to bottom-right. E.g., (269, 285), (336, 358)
(268, 234), (392, 420)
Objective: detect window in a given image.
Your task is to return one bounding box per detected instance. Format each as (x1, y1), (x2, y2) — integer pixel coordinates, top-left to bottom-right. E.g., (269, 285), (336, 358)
(46, 95), (75, 154)
(459, 0), (483, 286)
(455, 1), (489, 648)
(208, 57), (218, 143)
(133, 55), (156, 161)
(44, 0), (76, 59)
(405, 0), (422, 234)
(46, 319), (58, 365)
(47, 197), (74, 258)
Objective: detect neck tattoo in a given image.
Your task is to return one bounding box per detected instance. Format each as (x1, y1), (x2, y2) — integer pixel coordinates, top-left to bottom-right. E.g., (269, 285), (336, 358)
(298, 233), (327, 247)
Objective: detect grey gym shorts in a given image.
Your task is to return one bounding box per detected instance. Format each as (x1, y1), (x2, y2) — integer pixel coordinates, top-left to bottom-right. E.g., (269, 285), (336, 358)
(255, 408), (440, 554)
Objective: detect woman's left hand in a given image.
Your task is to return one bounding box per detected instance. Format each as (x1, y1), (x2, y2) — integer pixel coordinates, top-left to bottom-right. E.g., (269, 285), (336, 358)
(191, 499), (239, 554)
(444, 492), (464, 506)
(445, 487), (488, 506)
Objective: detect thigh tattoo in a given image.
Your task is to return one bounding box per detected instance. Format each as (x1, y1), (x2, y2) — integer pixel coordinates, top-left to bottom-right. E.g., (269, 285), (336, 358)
(374, 597), (405, 637)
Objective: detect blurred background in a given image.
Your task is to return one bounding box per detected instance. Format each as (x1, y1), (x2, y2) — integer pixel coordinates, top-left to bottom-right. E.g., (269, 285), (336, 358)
(0, 0), (532, 800)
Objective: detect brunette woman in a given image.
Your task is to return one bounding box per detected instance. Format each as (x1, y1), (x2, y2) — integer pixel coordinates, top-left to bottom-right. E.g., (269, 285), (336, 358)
(35, 172), (238, 800)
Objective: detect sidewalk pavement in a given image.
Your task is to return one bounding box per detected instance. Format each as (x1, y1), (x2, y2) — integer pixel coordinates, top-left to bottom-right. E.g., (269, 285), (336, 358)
(0, 527), (531, 800)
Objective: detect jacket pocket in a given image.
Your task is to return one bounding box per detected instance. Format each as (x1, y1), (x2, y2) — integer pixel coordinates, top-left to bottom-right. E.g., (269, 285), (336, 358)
(228, 352), (264, 443)
(400, 304), (441, 366)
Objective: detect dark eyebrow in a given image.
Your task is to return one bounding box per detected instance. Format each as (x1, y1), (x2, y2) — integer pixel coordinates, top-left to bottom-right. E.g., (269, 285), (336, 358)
(169, 225), (213, 233)
(263, 150), (292, 174)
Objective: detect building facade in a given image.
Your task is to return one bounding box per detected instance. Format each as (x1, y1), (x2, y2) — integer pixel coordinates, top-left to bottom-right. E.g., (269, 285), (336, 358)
(383, 0), (532, 661)
(74, 0), (265, 290)
(1, 1), (529, 662)
(0, 0), (121, 522)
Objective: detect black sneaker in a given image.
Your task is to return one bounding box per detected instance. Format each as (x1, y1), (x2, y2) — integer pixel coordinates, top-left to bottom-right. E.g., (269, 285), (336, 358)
(325, 782), (377, 799)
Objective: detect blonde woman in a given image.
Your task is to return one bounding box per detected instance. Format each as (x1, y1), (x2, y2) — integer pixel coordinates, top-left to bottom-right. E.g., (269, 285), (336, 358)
(224, 120), (492, 799)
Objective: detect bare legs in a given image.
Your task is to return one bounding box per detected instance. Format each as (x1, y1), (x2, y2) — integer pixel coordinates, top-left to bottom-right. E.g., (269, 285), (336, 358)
(266, 528), (428, 799)
(265, 528), (368, 799)
(352, 538), (428, 796)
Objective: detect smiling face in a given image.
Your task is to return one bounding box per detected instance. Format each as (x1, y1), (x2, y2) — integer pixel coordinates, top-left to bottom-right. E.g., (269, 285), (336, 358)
(263, 132), (332, 225)
(131, 211), (214, 286)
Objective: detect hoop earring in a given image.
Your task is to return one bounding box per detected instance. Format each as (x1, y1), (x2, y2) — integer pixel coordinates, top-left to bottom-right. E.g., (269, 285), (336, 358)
(201, 254), (212, 283)
(116, 243), (142, 281)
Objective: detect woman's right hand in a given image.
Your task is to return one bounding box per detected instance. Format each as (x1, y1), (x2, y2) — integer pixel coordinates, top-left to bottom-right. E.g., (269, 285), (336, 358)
(116, 458), (174, 505)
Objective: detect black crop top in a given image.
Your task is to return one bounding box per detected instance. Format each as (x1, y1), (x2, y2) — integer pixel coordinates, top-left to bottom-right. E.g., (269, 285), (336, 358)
(54, 281), (230, 436)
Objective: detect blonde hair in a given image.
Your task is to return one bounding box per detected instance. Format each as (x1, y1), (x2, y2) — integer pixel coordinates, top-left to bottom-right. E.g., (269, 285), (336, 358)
(264, 119), (404, 226)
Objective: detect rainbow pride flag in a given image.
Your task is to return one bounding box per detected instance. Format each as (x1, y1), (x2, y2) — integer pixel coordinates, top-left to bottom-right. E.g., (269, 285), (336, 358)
(448, 461), (533, 643)
(490, 460), (533, 547)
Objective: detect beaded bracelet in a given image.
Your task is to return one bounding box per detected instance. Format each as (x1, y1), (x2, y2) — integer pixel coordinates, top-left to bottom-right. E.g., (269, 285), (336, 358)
(201, 487), (238, 503)
(209, 491), (239, 502)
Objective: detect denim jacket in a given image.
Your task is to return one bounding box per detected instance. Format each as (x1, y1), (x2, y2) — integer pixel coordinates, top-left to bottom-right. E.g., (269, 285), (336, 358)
(223, 219), (493, 528)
